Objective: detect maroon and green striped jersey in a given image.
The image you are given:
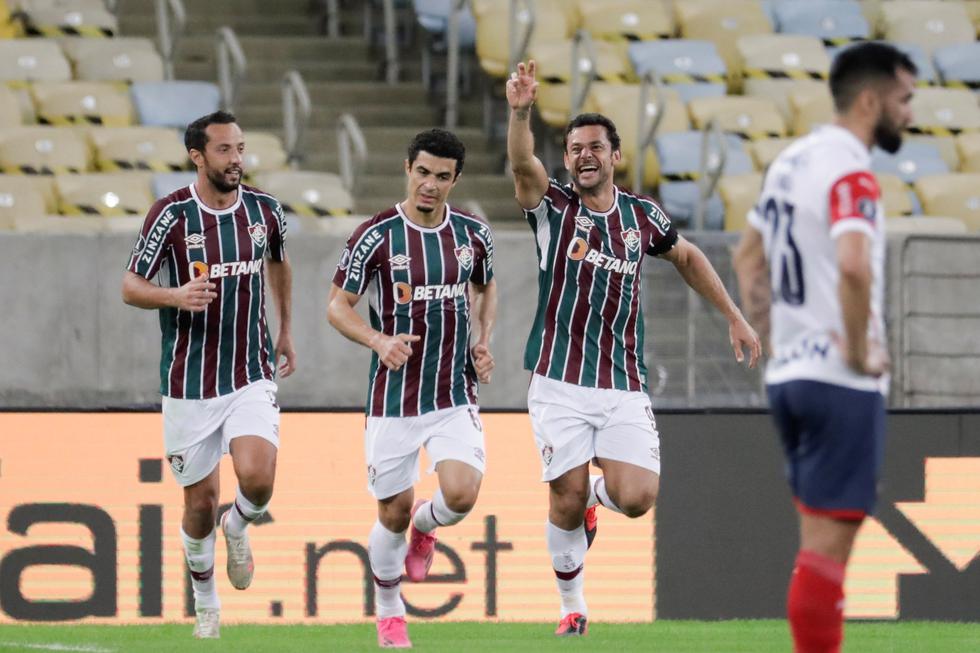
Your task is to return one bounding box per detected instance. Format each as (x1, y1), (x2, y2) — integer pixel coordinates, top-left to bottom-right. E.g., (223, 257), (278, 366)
(127, 183), (287, 399)
(333, 204), (494, 417)
(524, 180), (678, 392)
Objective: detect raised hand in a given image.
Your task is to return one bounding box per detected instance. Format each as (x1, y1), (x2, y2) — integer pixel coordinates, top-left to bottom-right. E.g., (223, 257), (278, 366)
(506, 60), (538, 111)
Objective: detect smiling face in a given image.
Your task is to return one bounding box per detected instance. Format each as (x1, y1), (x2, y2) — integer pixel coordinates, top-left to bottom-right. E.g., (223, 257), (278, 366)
(563, 124), (621, 193)
(191, 122), (244, 194)
(405, 150), (460, 214)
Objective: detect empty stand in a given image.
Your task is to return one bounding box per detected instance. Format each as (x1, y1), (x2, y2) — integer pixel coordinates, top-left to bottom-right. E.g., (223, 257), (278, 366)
(688, 95), (787, 140)
(578, 0), (674, 42)
(675, 0), (773, 75)
(252, 169), (353, 216)
(628, 39), (727, 102)
(718, 171), (762, 231)
(31, 81), (133, 126)
(0, 126), (88, 174)
(88, 126), (188, 172)
(915, 173), (980, 229)
(55, 172), (154, 216)
(130, 81), (221, 129)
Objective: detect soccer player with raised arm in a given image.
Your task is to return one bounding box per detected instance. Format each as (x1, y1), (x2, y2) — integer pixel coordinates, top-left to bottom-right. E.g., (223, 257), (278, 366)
(327, 129), (496, 649)
(122, 111), (296, 638)
(733, 42), (915, 653)
(506, 61), (761, 636)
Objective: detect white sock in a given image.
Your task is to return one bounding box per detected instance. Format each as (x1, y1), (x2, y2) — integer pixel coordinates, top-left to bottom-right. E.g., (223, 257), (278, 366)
(413, 489), (468, 533)
(224, 486), (268, 537)
(181, 527), (220, 611)
(547, 521), (588, 618)
(591, 475), (625, 515)
(369, 520), (407, 619)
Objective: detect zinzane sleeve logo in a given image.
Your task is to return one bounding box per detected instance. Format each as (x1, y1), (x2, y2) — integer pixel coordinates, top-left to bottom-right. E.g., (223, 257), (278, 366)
(829, 171), (879, 227)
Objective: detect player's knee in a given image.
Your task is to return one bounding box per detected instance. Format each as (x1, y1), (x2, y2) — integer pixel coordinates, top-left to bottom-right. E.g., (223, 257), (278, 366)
(237, 467), (276, 505)
(618, 488), (658, 518)
(442, 486), (478, 515)
(185, 494), (219, 524)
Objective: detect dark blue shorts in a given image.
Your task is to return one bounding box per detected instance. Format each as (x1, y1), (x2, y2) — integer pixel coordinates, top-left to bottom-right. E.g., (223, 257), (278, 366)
(767, 380), (886, 520)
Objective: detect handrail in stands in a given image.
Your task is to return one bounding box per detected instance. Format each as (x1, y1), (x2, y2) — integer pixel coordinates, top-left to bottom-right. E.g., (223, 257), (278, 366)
(155, 0), (186, 81)
(216, 26), (247, 112)
(633, 70), (667, 193)
(569, 29), (597, 119)
(508, 0), (535, 76)
(382, 0), (399, 84)
(695, 118), (727, 231)
(444, 0), (469, 129)
(282, 70), (312, 167)
(338, 113), (368, 193)
(324, 0), (341, 38)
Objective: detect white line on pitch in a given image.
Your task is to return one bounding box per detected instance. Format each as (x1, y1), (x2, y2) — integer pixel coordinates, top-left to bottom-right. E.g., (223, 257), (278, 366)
(0, 643), (115, 653)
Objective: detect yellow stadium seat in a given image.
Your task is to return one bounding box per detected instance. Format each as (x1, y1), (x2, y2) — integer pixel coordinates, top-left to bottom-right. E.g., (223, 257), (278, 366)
(55, 172), (154, 216)
(905, 135), (959, 171)
(474, 0), (569, 78)
(885, 215), (968, 234)
(674, 0), (772, 78)
(530, 38), (631, 127)
(718, 172), (762, 231)
(914, 172), (980, 229)
(31, 81), (133, 127)
(738, 34), (830, 122)
(688, 95), (787, 141)
(252, 170), (353, 217)
(749, 136), (794, 170)
(88, 126), (188, 173)
(787, 83), (834, 136)
(876, 172), (914, 217)
(242, 132), (287, 174)
(880, 1), (974, 55)
(0, 85), (22, 128)
(579, 0), (675, 42)
(956, 132), (980, 172)
(18, 4), (118, 38)
(0, 126), (89, 174)
(910, 87), (980, 137)
(0, 39), (71, 83)
(61, 38), (165, 84)
(0, 177), (46, 227)
(0, 173), (57, 212)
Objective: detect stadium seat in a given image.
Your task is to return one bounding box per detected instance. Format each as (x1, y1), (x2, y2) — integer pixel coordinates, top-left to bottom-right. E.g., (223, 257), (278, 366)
(749, 136), (794, 170)
(0, 86), (22, 128)
(914, 173), (980, 229)
(687, 95), (787, 140)
(885, 215), (968, 233)
(876, 172), (916, 217)
(588, 83), (689, 187)
(31, 81), (134, 127)
(130, 81), (221, 129)
(16, 2), (118, 38)
(0, 176), (47, 226)
(530, 38), (631, 127)
(674, 0), (773, 76)
(88, 126), (189, 173)
(0, 126), (89, 174)
(252, 170), (353, 216)
(737, 34), (830, 121)
(151, 171), (197, 199)
(242, 132), (287, 173)
(718, 172), (762, 231)
(956, 132), (980, 173)
(787, 83), (833, 135)
(655, 130), (754, 228)
(0, 173), (57, 212)
(65, 38), (166, 84)
(413, 0), (477, 46)
(578, 0), (674, 42)
(908, 88), (980, 168)
(871, 140), (949, 186)
(55, 172), (154, 216)
(880, 1), (974, 56)
(933, 42), (980, 92)
(772, 0), (868, 46)
(473, 0), (569, 78)
(0, 38), (71, 83)
(627, 40), (727, 102)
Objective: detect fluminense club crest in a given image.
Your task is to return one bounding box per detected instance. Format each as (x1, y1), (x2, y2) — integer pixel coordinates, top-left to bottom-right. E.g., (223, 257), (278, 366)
(247, 223), (267, 247)
(455, 245), (474, 269)
(622, 228), (641, 251)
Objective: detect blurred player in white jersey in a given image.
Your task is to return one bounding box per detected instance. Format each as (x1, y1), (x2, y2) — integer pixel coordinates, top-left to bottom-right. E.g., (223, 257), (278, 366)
(734, 42), (916, 653)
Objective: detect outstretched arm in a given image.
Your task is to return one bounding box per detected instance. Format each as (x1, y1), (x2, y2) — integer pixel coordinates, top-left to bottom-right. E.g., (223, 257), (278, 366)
(662, 235), (761, 368)
(506, 60), (550, 209)
(732, 226), (771, 352)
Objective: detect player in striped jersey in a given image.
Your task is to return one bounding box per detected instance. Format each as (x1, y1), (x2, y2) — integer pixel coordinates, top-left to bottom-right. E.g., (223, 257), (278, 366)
(328, 129), (496, 649)
(507, 61), (761, 635)
(122, 111), (295, 639)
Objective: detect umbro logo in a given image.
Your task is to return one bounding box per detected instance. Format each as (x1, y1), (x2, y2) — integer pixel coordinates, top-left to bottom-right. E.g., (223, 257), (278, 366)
(184, 233), (206, 250)
(575, 216), (594, 232)
(389, 254), (411, 271)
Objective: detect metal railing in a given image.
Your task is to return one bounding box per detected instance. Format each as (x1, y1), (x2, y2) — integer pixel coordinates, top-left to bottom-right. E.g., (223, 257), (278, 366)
(337, 113), (368, 193)
(569, 29), (597, 119)
(694, 118), (728, 230)
(282, 70), (312, 166)
(324, 0), (341, 38)
(216, 26), (247, 111)
(633, 71), (667, 193)
(444, 0), (469, 129)
(382, 0), (399, 84)
(155, 0), (186, 80)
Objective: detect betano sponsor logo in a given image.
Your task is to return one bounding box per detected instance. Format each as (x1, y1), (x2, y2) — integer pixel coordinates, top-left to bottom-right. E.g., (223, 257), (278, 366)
(187, 259), (264, 280)
(394, 282), (467, 304)
(566, 237), (638, 275)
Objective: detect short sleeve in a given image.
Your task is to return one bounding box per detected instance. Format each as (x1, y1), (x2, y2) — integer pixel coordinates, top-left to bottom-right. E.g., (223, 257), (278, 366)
(265, 198), (287, 262)
(828, 170), (879, 239)
(641, 198), (679, 256)
(126, 198), (179, 280)
(332, 222), (383, 296)
(470, 222), (494, 285)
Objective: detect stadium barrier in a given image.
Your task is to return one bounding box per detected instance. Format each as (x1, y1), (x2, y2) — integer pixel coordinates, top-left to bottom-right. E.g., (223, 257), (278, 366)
(1, 411), (977, 624)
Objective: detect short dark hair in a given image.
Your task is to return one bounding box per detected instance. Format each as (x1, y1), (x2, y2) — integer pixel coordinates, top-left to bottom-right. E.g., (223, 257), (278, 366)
(564, 113), (621, 153)
(407, 128), (466, 177)
(184, 110), (238, 152)
(829, 42), (917, 113)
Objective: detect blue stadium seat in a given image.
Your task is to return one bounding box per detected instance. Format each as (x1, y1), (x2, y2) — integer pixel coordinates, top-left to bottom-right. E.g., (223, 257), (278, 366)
(655, 131), (753, 229)
(772, 0), (868, 45)
(871, 141), (949, 186)
(628, 40), (727, 103)
(934, 42), (980, 92)
(413, 0), (476, 45)
(151, 171), (196, 199)
(130, 81), (221, 129)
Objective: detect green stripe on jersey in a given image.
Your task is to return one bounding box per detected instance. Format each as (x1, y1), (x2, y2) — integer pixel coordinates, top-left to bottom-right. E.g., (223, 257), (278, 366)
(242, 193), (266, 384)
(184, 202), (205, 398)
(384, 224), (409, 417)
(217, 210), (239, 395)
(419, 231), (444, 414)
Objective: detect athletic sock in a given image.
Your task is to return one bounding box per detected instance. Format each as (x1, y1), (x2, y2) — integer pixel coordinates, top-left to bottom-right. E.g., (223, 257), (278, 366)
(787, 549), (846, 653)
(369, 520), (408, 619)
(547, 520), (588, 618)
(181, 527), (219, 610)
(413, 489), (468, 533)
(590, 474), (625, 515)
(224, 485), (268, 537)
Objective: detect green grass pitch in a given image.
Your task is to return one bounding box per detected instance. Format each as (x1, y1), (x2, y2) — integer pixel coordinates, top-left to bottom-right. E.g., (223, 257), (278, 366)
(1, 621), (979, 652)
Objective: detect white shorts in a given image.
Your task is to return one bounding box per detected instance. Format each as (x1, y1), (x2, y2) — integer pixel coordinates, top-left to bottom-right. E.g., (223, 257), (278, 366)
(527, 374), (661, 482)
(162, 379), (280, 487)
(364, 405), (486, 500)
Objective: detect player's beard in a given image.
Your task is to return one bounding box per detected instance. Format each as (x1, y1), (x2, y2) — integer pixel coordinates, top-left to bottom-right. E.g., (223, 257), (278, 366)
(872, 113), (903, 154)
(573, 162), (608, 194)
(206, 165), (242, 194)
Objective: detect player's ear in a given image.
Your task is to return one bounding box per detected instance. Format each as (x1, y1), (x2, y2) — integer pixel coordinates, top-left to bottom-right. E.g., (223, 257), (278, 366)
(188, 148), (204, 169)
(612, 148), (622, 166)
